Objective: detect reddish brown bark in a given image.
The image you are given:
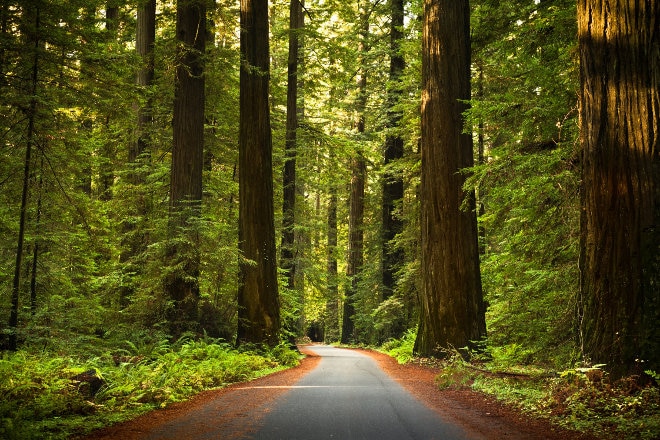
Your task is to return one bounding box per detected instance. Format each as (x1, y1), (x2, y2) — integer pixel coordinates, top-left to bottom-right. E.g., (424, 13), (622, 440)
(577, 0), (659, 376)
(237, 0), (280, 346)
(414, 0), (486, 356)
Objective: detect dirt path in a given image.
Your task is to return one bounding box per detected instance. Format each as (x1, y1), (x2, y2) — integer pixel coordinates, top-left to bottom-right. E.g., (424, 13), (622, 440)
(82, 345), (597, 440)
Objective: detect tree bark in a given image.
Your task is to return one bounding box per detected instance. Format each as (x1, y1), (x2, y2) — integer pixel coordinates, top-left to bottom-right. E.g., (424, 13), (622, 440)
(30, 156), (44, 315)
(7, 4), (40, 351)
(381, 0), (406, 338)
(577, 0), (659, 377)
(325, 187), (340, 342)
(414, 0), (486, 356)
(341, 4), (369, 344)
(281, 0), (303, 292)
(166, 0), (206, 338)
(134, 0), (156, 166)
(237, 0), (280, 347)
(118, 0), (156, 309)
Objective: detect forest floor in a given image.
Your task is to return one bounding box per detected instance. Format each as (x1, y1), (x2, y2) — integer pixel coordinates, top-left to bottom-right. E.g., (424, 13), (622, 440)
(82, 345), (599, 440)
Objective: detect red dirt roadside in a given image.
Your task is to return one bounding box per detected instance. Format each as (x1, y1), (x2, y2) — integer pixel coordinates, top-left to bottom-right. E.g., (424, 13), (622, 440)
(82, 345), (597, 440)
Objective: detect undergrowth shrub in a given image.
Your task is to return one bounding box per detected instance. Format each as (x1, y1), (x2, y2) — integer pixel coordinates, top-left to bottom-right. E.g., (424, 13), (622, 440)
(544, 367), (660, 440)
(378, 335), (660, 439)
(0, 337), (300, 440)
(381, 329), (416, 364)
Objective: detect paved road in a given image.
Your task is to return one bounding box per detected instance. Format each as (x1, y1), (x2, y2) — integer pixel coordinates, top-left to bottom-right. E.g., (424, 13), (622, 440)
(252, 345), (473, 440)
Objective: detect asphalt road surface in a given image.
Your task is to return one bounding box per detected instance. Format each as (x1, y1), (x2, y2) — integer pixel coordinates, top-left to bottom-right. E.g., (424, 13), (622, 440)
(251, 345), (473, 440)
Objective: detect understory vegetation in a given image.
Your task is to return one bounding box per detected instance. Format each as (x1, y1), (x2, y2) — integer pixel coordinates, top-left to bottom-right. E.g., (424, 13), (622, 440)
(381, 333), (660, 440)
(0, 334), (299, 440)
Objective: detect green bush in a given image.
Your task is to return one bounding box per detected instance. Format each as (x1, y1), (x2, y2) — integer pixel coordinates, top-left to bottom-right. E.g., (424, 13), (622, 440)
(0, 337), (299, 440)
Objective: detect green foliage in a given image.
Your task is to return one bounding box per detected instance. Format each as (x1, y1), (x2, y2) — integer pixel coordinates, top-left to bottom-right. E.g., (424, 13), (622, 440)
(544, 368), (660, 439)
(381, 329), (417, 364)
(470, 364), (660, 440)
(0, 337), (299, 439)
(466, 0), (581, 368)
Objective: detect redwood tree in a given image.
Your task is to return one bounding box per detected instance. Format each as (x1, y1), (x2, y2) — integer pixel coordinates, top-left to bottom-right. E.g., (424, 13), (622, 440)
(341, 3), (369, 344)
(381, 0), (406, 338)
(577, 0), (659, 376)
(166, 0), (206, 337)
(281, 0), (303, 292)
(414, 0), (486, 356)
(237, 0), (280, 346)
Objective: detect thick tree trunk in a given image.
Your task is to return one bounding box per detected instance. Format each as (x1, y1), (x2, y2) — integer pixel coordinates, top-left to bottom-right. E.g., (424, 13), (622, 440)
(237, 0), (280, 347)
(166, 0), (206, 338)
(414, 0), (486, 356)
(577, 0), (659, 377)
(381, 0), (406, 338)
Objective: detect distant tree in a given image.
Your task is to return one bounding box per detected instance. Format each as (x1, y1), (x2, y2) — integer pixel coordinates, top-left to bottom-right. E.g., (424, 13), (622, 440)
(166, 0), (207, 337)
(237, 0), (280, 346)
(380, 0), (405, 338)
(467, 0), (580, 366)
(119, 0), (156, 308)
(325, 187), (340, 342)
(7, 2), (41, 351)
(134, 0), (156, 168)
(341, 2), (369, 344)
(281, 0), (303, 292)
(577, 0), (659, 377)
(414, 0), (486, 356)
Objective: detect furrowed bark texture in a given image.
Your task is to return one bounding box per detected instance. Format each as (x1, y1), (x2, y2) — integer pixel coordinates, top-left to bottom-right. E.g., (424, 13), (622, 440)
(237, 0), (280, 346)
(414, 0), (486, 356)
(578, 0), (659, 376)
(166, 0), (206, 337)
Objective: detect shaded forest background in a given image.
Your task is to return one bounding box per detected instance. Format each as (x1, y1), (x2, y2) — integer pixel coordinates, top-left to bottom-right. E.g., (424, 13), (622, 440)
(1, 0), (658, 389)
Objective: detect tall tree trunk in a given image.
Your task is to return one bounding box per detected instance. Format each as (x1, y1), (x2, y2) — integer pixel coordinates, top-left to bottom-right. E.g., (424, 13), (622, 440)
(281, 0), (303, 292)
(166, 0), (206, 338)
(577, 0), (659, 377)
(30, 155), (44, 315)
(342, 153), (366, 343)
(119, 0), (156, 308)
(98, 3), (120, 201)
(237, 0), (280, 347)
(381, 0), (406, 338)
(476, 63), (486, 255)
(414, 0), (486, 356)
(0, 1), (8, 87)
(325, 187), (340, 342)
(7, 4), (40, 351)
(134, 0), (156, 167)
(341, 4), (369, 344)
